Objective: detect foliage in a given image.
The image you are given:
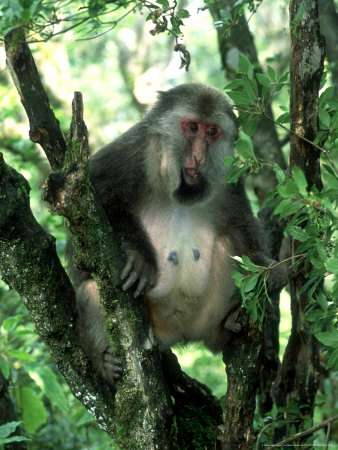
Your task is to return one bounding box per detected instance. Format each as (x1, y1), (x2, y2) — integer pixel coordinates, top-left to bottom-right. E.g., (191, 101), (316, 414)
(0, 296), (112, 448)
(0, 421), (30, 445)
(0, 0), (191, 69)
(224, 55), (338, 371)
(213, 0), (265, 37)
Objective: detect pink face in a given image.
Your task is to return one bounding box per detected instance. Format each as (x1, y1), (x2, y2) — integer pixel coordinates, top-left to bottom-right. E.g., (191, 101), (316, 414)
(180, 120), (222, 185)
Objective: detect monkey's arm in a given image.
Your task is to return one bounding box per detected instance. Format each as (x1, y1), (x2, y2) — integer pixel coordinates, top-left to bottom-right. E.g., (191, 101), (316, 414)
(221, 181), (287, 294)
(90, 134), (158, 298)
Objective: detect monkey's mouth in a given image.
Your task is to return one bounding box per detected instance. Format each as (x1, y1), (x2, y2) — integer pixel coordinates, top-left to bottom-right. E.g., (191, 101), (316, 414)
(183, 168), (201, 185)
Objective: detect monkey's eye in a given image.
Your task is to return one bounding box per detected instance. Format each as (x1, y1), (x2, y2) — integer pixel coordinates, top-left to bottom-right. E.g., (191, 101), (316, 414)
(207, 127), (218, 136)
(189, 122), (199, 133)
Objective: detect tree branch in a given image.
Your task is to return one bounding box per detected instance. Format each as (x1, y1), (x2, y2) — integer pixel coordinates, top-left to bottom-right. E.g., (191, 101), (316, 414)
(266, 414), (338, 449)
(4, 28), (67, 170)
(0, 153), (111, 428)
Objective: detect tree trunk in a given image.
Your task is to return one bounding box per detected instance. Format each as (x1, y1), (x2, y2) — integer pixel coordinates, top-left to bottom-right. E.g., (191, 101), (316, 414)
(274, 0), (325, 434)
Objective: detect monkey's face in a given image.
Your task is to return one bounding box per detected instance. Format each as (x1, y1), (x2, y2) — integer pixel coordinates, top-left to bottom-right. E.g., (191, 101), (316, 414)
(145, 83), (238, 204)
(180, 119), (223, 187)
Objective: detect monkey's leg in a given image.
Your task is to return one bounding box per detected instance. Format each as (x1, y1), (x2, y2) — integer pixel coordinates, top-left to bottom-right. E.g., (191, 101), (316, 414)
(76, 280), (122, 385)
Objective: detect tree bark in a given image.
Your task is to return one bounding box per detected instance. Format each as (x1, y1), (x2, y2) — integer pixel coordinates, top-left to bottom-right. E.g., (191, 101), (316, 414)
(217, 310), (263, 449)
(274, 0), (325, 433)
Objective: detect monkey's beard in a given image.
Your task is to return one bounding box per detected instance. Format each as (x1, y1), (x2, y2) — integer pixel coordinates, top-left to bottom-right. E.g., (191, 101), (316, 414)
(173, 170), (209, 204)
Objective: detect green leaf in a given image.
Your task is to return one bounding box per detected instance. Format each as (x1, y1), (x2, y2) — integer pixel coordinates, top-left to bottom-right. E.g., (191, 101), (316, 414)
(287, 225), (309, 242)
(230, 269), (244, 287)
(319, 86), (334, 104)
(273, 199), (302, 217)
(306, 309), (323, 322)
(224, 79), (246, 90)
(276, 112), (290, 124)
(1, 315), (23, 334)
(225, 165), (247, 183)
(236, 131), (254, 159)
(256, 73), (271, 88)
(279, 71), (289, 83)
(241, 255), (260, 271)
(243, 82), (257, 102)
(0, 420), (30, 444)
(331, 111), (338, 130)
(25, 364), (69, 412)
(277, 179), (298, 197)
(315, 330), (338, 348)
(316, 293), (328, 311)
(237, 54), (253, 81)
(0, 422), (21, 439)
(157, 0), (169, 7)
(326, 258), (338, 274)
(294, 1), (305, 23)
(0, 358), (10, 379)
(243, 116), (257, 137)
(267, 66), (276, 82)
(243, 272), (261, 293)
(326, 348), (338, 370)
(292, 166), (308, 196)
(8, 349), (35, 362)
(322, 170), (338, 190)
(273, 165), (286, 184)
(224, 156), (235, 167)
(178, 9), (190, 18)
(271, 403), (278, 419)
(15, 387), (47, 434)
(318, 108), (331, 130)
(0, 436), (30, 445)
(227, 90), (252, 107)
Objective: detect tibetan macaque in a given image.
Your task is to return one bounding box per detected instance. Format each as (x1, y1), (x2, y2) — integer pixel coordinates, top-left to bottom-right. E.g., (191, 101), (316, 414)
(69, 83), (287, 384)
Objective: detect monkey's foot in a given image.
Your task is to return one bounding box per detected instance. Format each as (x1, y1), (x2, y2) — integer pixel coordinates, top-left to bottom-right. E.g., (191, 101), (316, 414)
(224, 309), (241, 333)
(100, 348), (122, 385)
(220, 308), (242, 345)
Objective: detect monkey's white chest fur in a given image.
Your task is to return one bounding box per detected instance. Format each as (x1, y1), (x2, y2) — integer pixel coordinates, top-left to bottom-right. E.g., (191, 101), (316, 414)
(140, 205), (235, 350)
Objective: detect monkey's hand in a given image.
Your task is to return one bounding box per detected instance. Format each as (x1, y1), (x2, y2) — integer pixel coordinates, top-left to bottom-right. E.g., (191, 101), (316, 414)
(266, 261), (288, 295)
(121, 243), (157, 298)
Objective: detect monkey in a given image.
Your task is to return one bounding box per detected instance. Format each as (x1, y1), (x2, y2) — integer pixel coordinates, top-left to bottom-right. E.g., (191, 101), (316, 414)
(69, 83), (287, 385)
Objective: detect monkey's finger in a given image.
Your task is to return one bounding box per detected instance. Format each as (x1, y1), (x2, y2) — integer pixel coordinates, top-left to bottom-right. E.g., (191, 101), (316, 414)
(133, 277), (148, 298)
(121, 258), (135, 280)
(122, 271), (139, 291)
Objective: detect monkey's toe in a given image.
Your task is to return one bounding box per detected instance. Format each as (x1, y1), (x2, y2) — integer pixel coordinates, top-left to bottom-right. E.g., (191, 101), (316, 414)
(224, 308), (241, 333)
(103, 349), (122, 381)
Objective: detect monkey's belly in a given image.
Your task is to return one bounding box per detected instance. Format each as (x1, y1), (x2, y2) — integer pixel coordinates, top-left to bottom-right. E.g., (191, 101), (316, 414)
(141, 206), (235, 347)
